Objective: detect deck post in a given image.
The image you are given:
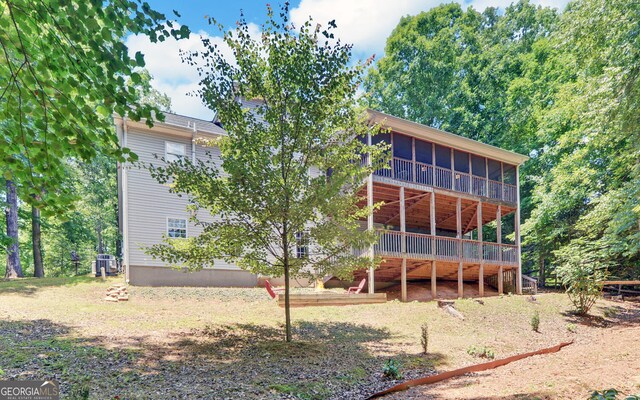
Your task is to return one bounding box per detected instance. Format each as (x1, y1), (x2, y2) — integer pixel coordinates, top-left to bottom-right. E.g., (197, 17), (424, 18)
(479, 264), (484, 297)
(431, 261), (437, 299)
(498, 265), (504, 294)
(451, 149), (455, 189)
(515, 165), (523, 294)
(400, 187), (407, 302)
(367, 132), (375, 294)
(458, 262), (463, 298)
(430, 192), (436, 253)
(496, 205), (502, 263)
(477, 201), (484, 297)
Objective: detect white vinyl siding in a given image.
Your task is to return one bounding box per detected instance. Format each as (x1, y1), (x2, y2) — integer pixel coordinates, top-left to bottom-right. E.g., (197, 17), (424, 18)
(125, 129), (239, 270)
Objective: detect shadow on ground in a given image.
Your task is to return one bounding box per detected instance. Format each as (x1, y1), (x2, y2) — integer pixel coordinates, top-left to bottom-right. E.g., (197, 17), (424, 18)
(0, 318), (440, 399)
(0, 276), (100, 296)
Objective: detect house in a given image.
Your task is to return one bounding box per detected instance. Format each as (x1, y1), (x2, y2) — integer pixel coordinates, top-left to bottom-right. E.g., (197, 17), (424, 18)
(116, 108), (528, 296)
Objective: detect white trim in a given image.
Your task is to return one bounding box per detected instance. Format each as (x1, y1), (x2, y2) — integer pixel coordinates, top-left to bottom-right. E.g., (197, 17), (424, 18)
(122, 117), (130, 284)
(166, 217), (188, 239)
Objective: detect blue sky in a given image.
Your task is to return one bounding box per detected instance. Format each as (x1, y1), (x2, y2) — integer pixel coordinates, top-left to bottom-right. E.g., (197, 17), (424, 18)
(129, 0), (570, 120)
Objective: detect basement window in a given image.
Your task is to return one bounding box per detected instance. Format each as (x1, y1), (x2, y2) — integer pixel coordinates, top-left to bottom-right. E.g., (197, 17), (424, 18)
(167, 218), (187, 239)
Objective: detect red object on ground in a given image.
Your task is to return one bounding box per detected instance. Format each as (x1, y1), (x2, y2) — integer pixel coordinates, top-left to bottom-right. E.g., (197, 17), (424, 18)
(347, 278), (366, 294)
(366, 340), (574, 399)
(264, 280), (284, 299)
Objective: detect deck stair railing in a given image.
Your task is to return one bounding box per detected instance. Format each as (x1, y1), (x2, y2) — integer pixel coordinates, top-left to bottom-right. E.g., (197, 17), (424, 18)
(522, 275), (538, 294)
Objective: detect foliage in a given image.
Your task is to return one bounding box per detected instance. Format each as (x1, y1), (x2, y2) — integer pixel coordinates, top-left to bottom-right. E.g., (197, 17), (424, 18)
(0, 0), (189, 211)
(365, 0), (640, 283)
(530, 310), (540, 332)
(420, 322), (429, 354)
(382, 359), (403, 380)
(467, 345), (495, 359)
(590, 389), (640, 400)
(555, 239), (610, 315)
(566, 323), (577, 333)
(146, 4), (387, 342)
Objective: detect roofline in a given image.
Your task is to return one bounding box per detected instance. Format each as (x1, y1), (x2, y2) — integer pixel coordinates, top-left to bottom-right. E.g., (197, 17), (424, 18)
(113, 114), (224, 138)
(367, 109), (529, 165)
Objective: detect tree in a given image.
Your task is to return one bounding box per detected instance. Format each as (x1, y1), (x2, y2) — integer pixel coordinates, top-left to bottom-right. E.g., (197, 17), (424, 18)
(4, 180), (22, 278)
(147, 5), (386, 342)
(31, 204), (43, 277)
(0, 1), (190, 211)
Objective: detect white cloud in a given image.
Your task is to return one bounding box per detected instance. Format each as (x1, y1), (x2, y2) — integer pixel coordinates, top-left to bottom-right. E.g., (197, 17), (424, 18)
(127, 1), (570, 120)
(290, 0), (570, 56)
(125, 23), (259, 120)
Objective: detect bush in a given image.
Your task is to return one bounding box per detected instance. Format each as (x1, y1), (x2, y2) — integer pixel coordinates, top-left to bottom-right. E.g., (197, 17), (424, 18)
(531, 311), (540, 332)
(382, 359), (403, 380)
(555, 240), (610, 315)
(590, 388), (640, 400)
(420, 322), (429, 354)
(566, 323), (577, 333)
(466, 345), (495, 359)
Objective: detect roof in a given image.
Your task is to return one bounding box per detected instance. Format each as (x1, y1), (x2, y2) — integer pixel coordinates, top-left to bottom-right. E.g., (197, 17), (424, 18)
(121, 104), (528, 165)
(368, 110), (529, 165)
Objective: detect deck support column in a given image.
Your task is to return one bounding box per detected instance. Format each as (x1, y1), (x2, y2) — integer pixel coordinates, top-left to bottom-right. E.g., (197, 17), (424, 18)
(400, 187), (407, 302)
(367, 132), (375, 294)
(515, 165), (523, 294)
(477, 201), (484, 297)
(431, 261), (437, 299)
(498, 265), (504, 294)
(458, 262), (464, 298)
(456, 197), (462, 298)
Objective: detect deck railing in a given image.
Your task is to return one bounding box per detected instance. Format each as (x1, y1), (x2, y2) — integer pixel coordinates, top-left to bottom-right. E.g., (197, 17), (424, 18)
(373, 157), (517, 203)
(374, 230), (518, 265)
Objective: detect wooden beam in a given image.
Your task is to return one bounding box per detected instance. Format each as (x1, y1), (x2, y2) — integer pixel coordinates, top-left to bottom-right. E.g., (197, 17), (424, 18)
(431, 261), (437, 299)
(458, 262), (463, 298)
(384, 193), (430, 224)
(400, 187), (407, 303)
(498, 265), (504, 294)
(367, 132), (375, 294)
(401, 258), (407, 302)
(479, 264), (484, 297)
(464, 207), (478, 232)
(456, 197), (462, 239)
(515, 165), (522, 295)
(437, 203), (477, 226)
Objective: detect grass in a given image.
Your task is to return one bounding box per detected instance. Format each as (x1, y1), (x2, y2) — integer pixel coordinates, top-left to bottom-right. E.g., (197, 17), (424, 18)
(0, 275), (635, 399)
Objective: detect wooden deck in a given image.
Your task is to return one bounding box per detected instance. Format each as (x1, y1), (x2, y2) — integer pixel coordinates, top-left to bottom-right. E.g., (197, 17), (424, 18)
(277, 292), (387, 307)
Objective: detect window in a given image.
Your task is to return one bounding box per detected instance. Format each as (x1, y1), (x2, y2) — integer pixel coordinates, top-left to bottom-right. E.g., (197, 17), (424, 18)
(295, 231), (309, 259)
(165, 141), (186, 163)
(415, 140), (432, 164)
(435, 144), (451, 168)
(392, 133), (412, 160)
(454, 150), (470, 173)
(167, 218), (187, 238)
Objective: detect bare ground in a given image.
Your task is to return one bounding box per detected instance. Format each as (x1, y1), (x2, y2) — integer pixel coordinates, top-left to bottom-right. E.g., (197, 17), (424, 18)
(0, 276), (638, 399)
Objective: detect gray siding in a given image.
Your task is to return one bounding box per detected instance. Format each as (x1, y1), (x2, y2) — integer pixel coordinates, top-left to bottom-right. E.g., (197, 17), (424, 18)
(125, 128), (240, 272)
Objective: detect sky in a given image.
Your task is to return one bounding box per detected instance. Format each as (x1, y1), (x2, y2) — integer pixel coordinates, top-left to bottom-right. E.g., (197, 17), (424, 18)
(127, 0), (571, 120)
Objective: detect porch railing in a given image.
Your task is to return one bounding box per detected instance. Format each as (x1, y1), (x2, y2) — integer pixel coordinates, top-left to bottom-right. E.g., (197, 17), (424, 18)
(373, 156), (517, 204)
(373, 230), (518, 265)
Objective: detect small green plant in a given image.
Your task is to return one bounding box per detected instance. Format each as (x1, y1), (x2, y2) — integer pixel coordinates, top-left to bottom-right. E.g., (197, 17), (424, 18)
(602, 307), (618, 319)
(590, 389), (640, 400)
(382, 359), (403, 380)
(68, 383), (90, 400)
(420, 322), (429, 354)
(531, 310), (540, 332)
(467, 345), (495, 359)
(566, 323), (577, 333)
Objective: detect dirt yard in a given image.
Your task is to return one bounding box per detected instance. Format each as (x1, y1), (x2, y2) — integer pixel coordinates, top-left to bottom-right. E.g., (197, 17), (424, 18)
(0, 276), (638, 399)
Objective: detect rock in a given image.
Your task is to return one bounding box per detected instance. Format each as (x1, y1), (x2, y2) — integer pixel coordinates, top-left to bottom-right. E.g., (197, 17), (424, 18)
(104, 297), (118, 302)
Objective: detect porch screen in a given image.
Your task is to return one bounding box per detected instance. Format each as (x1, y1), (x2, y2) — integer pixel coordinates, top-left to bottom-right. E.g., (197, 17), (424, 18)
(415, 140), (432, 164)
(393, 133), (412, 160)
(503, 164), (516, 185)
(454, 150), (469, 173)
(435, 144), (451, 169)
(488, 159), (502, 181)
(471, 155), (486, 177)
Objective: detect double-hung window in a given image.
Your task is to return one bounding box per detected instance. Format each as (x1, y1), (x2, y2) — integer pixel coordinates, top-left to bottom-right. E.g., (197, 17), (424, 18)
(167, 218), (187, 238)
(165, 141), (186, 163)
(295, 231), (310, 259)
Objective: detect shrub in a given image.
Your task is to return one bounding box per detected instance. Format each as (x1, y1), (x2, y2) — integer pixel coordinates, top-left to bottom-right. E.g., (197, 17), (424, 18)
(382, 359), (403, 380)
(420, 323), (429, 354)
(531, 310), (540, 332)
(590, 388), (640, 400)
(566, 323), (577, 333)
(555, 240), (610, 315)
(466, 345), (495, 359)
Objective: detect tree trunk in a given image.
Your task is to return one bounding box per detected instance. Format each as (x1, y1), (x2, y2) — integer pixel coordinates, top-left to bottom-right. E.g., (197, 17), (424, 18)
(538, 252), (546, 287)
(32, 205), (44, 277)
(97, 220), (104, 254)
(5, 180), (23, 278)
(282, 221), (292, 342)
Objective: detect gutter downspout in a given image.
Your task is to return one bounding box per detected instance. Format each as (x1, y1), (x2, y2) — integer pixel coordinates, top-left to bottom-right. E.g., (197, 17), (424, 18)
(122, 117), (131, 284)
